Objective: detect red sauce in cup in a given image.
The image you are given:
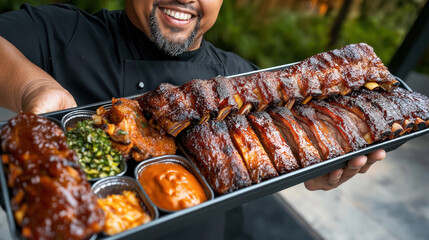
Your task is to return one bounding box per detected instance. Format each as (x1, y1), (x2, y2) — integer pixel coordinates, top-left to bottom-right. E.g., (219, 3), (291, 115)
(138, 162), (207, 211)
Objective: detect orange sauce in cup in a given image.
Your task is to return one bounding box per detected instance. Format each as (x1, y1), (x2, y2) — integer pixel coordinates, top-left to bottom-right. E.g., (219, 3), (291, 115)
(138, 162), (208, 211)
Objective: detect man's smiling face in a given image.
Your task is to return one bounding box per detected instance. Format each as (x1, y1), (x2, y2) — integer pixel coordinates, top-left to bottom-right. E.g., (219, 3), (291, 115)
(125, 0), (223, 56)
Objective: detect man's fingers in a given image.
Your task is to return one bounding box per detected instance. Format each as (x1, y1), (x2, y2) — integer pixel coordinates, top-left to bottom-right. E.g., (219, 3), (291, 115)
(359, 149), (386, 173)
(328, 168), (343, 186)
(337, 156), (367, 184)
(366, 149), (386, 161)
(348, 155), (367, 169)
(359, 160), (376, 173)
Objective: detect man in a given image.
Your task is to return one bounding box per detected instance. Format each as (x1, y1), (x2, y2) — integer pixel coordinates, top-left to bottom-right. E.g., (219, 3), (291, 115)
(0, 0), (385, 238)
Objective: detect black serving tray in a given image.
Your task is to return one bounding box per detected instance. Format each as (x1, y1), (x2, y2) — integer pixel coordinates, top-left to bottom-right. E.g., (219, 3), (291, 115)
(1, 64), (429, 240)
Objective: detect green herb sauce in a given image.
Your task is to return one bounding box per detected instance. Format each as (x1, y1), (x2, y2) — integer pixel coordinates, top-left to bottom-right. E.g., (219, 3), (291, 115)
(66, 120), (123, 179)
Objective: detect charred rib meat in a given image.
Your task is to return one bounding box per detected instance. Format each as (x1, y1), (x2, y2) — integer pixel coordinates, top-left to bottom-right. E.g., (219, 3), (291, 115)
(268, 107), (323, 168)
(179, 120), (252, 195)
(0, 113), (104, 240)
(225, 114), (279, 183)
(247, 111), (300, 174)
(137, 43), (398, 136)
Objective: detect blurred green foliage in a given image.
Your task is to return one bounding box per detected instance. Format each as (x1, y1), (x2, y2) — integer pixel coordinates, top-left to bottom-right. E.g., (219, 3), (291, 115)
(205, 1), (427, 71)
(0, 0), (427, 73)
(0, 0), (124, 13)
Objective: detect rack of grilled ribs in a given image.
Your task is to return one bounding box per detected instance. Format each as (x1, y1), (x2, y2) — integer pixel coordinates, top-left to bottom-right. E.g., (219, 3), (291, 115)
(0, 113), (105, 240)
(179, 120), (252, 195)
(178, 88), (429, 195)
(137, 43), (399, 137)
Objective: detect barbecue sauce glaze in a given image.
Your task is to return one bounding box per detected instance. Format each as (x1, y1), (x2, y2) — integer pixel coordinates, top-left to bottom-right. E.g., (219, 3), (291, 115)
(0, 113), (104, 240)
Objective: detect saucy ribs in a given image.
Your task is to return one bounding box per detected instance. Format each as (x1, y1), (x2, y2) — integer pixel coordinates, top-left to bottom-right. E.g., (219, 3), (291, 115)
(179, 120), (252, 195)
(137, 43), (399, 137)
(0, 113), (104, 240)
(179, 88), (429, 195)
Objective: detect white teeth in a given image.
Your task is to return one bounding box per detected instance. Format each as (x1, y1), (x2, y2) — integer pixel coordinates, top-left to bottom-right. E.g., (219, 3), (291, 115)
(163, 8), (192, 20)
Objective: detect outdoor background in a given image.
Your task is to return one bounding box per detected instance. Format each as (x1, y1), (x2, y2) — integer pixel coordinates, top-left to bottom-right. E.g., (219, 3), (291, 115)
(0, 0), (427, 73)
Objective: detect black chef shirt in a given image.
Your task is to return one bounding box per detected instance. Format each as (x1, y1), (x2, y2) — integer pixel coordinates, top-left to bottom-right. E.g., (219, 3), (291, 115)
(0, 3), (258, 106)
(0, 3), (260, 240)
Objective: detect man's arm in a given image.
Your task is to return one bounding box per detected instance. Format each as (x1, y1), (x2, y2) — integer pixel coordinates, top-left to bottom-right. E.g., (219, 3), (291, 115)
(0, 36), (76, 114)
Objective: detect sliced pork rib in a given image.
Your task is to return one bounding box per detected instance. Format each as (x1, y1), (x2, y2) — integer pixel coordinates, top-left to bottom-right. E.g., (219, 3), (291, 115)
(225, 114), (279, 183)
(292, 105), (345, 160)
(137, 83), (198, 136)
(247, 111), (301, 174)
(355, 89), (405, 138)
(179, 120), (252, 195)
(386, 88), (429, 130)
(268, 107), (322, 168)
(308, 100), (367, 153)
(326, 95), (391, 143)
(180, 79), (218, 124)
(211, 76), (239, 120)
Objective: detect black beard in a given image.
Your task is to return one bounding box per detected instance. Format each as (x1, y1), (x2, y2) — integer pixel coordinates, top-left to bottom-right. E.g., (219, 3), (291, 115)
(149, 6), (200, 56)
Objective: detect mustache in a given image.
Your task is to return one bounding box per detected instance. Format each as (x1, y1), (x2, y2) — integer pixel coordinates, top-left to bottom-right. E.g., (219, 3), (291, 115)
(153, 0), (202, 17)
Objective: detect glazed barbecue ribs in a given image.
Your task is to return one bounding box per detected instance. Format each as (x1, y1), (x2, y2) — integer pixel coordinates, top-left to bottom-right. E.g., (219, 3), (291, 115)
(247, 111), (301, 174)
(268, 107), (323, 168)
(179, 120), (252, 195)
(225, 114), (278, 183)
(292, 105), (345, 160)
(134, 43), (429, 196)
(178, 88), (429, 195)
(0, 113), (104, 240)
(137, 43), (399, 136)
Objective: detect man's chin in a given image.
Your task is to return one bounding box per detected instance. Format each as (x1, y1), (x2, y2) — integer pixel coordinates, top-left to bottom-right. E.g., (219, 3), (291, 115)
(150, 8), (200, 56)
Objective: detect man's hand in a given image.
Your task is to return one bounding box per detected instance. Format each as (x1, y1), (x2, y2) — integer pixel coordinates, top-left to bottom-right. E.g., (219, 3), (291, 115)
(0, 36), (76, 114)
(304, 149), (386, 191)
(21, 79), (77, 114)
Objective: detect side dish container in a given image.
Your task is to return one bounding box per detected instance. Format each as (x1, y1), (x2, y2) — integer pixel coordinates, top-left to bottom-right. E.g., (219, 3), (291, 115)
(134, 155), (215, 213)
(61, 110), (127, 182)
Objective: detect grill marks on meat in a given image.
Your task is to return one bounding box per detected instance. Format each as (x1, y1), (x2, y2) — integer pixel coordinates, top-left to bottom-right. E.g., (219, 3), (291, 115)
(356, 89), (405, 138)
(0, 113), (104, 240)
(137, 43), (398, 136)
(247, 112), (300, 174)
(292, 105), (345, 160)
(268, 107), (322, 167)
(308, 100), (367, 152)
(327, 95), (391, 143)
(181, 79), (218, 124)
(225, 114), (278, 183)
(386, 88), (429, 130)
(138, 83), (197, 136)
(179, 121), (252, 195)
(178, 88), (429, 195)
